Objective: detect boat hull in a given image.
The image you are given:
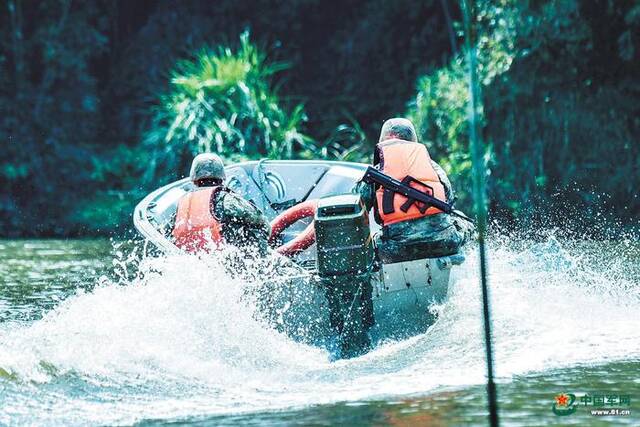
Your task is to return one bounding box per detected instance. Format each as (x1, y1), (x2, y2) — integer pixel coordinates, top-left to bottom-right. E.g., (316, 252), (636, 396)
(133, 160), (465, 350)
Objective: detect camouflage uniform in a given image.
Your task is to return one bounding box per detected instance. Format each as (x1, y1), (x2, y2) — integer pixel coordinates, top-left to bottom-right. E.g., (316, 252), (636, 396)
(174, 153), (271, 264)
(212, 189), (271, 254)
(354, 160), (473, 258)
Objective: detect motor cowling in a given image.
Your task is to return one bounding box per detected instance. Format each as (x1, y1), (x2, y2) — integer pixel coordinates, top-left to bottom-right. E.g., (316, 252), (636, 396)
(314, 194), (374, 277)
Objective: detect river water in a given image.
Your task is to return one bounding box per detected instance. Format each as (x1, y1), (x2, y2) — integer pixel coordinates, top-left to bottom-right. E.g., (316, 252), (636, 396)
(0, 236), (638, 426)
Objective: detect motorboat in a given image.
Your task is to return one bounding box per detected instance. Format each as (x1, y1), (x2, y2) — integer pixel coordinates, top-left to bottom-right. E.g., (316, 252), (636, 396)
(134, 160), (467, 357)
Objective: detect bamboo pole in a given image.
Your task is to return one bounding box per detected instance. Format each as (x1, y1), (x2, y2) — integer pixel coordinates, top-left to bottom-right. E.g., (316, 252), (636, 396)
(461, 1), (499, 426)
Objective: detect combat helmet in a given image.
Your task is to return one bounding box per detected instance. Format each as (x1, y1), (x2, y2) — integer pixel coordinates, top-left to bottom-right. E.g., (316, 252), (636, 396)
(189, 153), (226, 185)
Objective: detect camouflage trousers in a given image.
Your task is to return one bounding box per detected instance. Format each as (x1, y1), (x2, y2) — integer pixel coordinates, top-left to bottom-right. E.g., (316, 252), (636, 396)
(376, 213), (474, 262)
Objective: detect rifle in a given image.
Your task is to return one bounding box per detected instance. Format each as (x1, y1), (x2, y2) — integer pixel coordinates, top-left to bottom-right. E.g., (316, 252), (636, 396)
(361, 166), (474, 224)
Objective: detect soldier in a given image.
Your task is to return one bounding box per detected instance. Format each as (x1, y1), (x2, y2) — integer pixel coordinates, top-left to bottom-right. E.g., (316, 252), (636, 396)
(172, 153), (270, 255)
(354, 118), (472, 260)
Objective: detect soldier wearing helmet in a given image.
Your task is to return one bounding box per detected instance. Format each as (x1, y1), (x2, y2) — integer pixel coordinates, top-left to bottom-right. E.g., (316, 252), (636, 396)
(354, 118), (471, 259)
(172, 153), (270, 254)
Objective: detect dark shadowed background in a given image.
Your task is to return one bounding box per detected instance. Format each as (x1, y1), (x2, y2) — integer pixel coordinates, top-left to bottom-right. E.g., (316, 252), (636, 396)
(1, 0), (638, 237)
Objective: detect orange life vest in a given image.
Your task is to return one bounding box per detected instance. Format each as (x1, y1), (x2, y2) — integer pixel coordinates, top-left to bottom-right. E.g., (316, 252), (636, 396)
(374, 139), (447, 226)
(172, 187), (224, 253)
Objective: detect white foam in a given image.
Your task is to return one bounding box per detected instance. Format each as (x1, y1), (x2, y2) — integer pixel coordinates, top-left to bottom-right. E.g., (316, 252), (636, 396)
(1, 236), (638, 425)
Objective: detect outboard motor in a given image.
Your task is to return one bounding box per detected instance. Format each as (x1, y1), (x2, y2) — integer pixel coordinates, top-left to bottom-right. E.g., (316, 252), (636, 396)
(314, 194), (375, 358)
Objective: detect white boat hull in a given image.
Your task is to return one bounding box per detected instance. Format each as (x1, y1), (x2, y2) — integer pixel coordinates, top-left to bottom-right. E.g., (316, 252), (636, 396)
(133, 160), (465, 347)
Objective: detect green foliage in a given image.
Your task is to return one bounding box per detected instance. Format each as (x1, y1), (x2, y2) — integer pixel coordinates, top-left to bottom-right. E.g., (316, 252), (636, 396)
(408, 0), (516, 210)
(409, 57), (474, 206)
(0, 0), (110, 236)
(70, 191), (135, 235)
(408, 0), (640, 222)
(0, 1), (457, 236)
(143, 32), (312, 183)
(1, 0), (638, 236)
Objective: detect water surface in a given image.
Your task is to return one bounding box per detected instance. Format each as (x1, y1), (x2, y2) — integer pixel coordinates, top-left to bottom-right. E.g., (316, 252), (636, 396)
(0, 237), (638, 426)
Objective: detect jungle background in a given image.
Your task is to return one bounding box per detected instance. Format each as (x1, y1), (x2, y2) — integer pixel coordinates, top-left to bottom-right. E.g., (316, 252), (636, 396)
(1, 0), (638, 237)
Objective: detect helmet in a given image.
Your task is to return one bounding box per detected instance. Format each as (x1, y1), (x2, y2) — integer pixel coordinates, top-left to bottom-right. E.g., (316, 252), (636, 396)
(189, 153), (226, 184)
(379, 118), (418, 143)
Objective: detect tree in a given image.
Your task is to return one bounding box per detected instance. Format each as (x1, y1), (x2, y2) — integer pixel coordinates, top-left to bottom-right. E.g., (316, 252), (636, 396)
(142, 32), (311, 185)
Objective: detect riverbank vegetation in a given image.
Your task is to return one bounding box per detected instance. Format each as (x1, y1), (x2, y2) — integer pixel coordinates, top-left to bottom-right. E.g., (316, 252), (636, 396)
(1, 0), (638, 236)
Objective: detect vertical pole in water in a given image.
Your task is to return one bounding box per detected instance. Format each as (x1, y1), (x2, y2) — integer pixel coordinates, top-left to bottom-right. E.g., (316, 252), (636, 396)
(461, 1), (499, 426)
